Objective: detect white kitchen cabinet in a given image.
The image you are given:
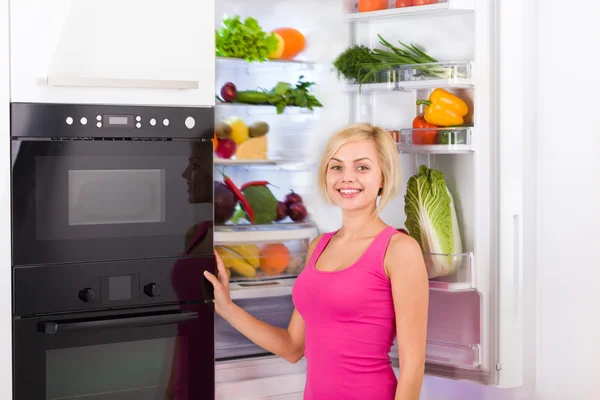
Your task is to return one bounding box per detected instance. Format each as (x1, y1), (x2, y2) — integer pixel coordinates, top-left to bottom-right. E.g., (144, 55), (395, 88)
(10, 0), (215, 106)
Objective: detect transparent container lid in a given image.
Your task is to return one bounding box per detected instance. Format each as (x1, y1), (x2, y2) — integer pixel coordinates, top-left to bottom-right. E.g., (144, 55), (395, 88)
(398, 61), (473, 89)
(398, 127), (473, 154)
(343, 67), (399, 92)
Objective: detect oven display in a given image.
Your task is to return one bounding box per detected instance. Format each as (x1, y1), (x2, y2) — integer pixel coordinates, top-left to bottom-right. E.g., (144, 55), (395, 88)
(108, 276), (132, 301)
(103, 114), (134, 128)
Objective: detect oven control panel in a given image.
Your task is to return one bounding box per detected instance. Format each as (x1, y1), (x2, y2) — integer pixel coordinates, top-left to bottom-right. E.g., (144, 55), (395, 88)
(11, 102), (214, 140)
(13, 255), (215, 317)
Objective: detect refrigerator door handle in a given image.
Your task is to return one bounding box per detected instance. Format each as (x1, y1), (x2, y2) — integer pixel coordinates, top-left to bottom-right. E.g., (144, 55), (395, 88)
(38, 311), (198, 335)
(513, 212), (523, 321)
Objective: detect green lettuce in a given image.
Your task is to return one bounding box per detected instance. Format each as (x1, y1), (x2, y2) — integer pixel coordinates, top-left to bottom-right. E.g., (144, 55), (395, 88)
(215, 16), (278, 62)
(404, 165), (463, 278)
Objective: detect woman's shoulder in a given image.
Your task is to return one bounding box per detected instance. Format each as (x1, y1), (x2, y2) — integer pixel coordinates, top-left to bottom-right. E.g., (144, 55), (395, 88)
(387, 229), (421, 257)
(384, 229), (424, 275)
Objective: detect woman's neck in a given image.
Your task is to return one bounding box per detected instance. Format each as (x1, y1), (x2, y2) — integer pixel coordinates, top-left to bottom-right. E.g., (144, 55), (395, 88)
(339, 207), (387, 239)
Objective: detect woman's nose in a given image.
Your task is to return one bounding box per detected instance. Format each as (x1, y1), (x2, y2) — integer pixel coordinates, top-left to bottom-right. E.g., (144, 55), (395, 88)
(342, 171), (357, 182)
(182, 164), (192, 179)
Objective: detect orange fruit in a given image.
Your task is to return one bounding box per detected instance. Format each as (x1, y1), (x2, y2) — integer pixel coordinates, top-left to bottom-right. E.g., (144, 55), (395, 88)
(272, 28), (305, 60)
(259, 243), (291, 276)
(358, 0), (388, 12)
(212, 132), (218, 152)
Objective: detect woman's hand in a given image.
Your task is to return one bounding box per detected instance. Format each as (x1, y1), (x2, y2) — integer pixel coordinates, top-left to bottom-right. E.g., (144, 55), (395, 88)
(204, 250), (234, 316)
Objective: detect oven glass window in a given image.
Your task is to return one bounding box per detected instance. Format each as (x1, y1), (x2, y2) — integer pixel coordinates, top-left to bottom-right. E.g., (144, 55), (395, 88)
(67, 169), (166, 226)
(46, 338), (177, 400)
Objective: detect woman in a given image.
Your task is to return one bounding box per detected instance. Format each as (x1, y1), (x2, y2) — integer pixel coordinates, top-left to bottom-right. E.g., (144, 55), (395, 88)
(204, 123), (429, 400)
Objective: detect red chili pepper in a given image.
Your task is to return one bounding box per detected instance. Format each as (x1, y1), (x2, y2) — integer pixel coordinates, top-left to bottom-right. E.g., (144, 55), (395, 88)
(222, 175), (255, 224)
(240, 180), (270, 191)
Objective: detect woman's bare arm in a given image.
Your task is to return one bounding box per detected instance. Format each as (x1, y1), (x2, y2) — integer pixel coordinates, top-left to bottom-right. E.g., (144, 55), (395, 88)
(204, 234), (323, 363)
(385, 233), (429, 400)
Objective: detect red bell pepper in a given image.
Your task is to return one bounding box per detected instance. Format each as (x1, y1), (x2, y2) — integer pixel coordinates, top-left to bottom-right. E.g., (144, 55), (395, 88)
(412, 116), (439, 145)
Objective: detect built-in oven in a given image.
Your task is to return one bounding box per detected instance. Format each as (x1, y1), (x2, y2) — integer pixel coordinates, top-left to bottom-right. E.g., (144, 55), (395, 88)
(13, 257), (215, 400)
(11, 102), (214, 266)
(11, 102), (217, 400)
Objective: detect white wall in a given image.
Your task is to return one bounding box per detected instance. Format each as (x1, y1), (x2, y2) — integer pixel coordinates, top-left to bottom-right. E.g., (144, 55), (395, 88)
(535, 1), (600, 399)
(0, 0), (12, 399)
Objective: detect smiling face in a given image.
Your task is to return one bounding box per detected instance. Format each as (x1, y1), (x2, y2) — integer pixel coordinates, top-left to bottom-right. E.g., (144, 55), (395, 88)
(325, 139), (383, 213)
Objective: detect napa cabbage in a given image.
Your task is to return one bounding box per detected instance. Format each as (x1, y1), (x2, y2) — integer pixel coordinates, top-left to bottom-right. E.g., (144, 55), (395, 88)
(404, 165), (463, 278)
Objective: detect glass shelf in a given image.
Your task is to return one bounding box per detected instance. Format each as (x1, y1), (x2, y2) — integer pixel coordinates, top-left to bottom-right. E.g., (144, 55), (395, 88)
(214, 222), (318, 244)
(397, 127), (473, 154)
(215, 103), (316, 116)
(345, 0), (474, 22)
(426, 252), (475, 292)
(216, 57), (316, 73)
(213, 157), (315, 171)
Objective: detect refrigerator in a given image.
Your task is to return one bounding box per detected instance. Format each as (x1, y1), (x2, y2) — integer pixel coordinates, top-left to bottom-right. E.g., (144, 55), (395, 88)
(211, 0), (527, 399)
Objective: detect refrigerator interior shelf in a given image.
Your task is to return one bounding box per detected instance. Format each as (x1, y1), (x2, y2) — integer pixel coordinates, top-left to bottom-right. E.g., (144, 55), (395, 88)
(229, 278), (295, 300)
(345, 0), (475, 22)
(216, 102), (316, 116)
(425, 252), (475, 292)
(215, 222), (319, 244)
(213, 157), (315, 171)
(216, 56), (316, 73)
(397, 127), (473, 154)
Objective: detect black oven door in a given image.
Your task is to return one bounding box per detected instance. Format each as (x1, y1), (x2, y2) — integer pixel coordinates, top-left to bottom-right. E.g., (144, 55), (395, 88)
(11, 138), (213, 266)
(13, 304), (215, 400)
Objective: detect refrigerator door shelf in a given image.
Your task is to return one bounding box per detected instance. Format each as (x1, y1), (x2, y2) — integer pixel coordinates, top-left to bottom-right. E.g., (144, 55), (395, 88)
(344, 0), (475, 21)
(427, 252), (476, 292)
(391, 340), (481, 370)
(397, 127), (474, 154)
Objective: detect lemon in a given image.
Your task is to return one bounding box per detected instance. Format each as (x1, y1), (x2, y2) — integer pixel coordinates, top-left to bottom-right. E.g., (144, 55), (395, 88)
(269, 33), (285, 59)
(225, 116), (249, 145)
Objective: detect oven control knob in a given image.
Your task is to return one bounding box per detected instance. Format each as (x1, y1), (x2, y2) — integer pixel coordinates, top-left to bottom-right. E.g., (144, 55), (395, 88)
(78, 288), (96, 303)
(144, 283), (161, 297)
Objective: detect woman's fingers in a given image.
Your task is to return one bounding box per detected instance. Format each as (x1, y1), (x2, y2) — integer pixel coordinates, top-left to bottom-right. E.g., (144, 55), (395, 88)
(203, 270), (221, 289)
(213, 249), (230, 286)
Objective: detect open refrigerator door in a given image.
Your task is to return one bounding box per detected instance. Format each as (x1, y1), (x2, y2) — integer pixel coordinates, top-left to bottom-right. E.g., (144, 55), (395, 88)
(212, 0), (524, 398)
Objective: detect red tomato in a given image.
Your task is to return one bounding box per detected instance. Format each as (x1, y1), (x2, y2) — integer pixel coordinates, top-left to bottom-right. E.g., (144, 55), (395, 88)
(396, 0), (414, 7)
(358, 0), (389, 12)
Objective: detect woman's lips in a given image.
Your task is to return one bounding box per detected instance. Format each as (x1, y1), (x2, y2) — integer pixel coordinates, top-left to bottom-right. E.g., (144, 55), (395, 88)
(337, 188), (362, 198)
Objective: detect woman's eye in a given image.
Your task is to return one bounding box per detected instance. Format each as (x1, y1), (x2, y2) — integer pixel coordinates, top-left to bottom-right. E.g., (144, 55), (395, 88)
(330, 165), (341, 170)
(357, 165), (369, 171)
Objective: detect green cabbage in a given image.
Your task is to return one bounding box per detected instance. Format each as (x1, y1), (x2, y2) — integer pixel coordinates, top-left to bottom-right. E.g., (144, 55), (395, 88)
(404, 165), (463, 278)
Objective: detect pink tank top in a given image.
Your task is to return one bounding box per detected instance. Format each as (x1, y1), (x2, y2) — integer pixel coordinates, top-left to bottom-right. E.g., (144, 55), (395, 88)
(292, 226), (400, 400)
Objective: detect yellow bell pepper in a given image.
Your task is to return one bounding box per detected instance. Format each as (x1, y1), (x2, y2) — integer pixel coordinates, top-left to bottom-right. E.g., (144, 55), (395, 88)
(416, 88), (469, 127)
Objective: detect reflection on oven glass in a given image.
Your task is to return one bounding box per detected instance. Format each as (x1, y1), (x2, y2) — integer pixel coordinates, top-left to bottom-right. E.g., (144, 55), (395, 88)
(68, 169), (166, 226)
(46, 338), (176, 400)
(164, 141), (215, 400)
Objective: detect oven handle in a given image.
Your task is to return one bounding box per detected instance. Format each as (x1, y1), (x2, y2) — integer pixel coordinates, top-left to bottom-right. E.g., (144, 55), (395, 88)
(38, 311), (199, 335)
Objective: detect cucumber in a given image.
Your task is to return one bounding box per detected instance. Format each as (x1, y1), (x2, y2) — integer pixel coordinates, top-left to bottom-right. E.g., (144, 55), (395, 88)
(235, 91), (269, 104)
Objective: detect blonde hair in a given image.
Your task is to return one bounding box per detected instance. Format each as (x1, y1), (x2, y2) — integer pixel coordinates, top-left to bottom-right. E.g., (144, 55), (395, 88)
(317, 123), (402, 214)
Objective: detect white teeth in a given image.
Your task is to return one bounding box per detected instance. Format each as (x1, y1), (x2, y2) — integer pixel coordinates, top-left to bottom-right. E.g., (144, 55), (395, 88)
(340, 189), (360, 194)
